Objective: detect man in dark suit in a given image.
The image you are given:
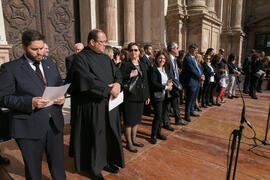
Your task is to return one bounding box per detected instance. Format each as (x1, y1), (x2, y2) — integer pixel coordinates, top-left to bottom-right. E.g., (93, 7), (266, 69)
(243, 49), (256, 94)
(140, 44), (154, 116)
(0, 30), (66, 180)
(183, 44), (203, 122)
(65, 42), (84, 76)
(163, 42), (188, 131)
(140, 44), (154, 68)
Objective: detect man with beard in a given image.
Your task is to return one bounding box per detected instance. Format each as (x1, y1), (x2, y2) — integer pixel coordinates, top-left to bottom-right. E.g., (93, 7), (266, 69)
(68, 29), (124, 180)
(0, 30), (66, 180)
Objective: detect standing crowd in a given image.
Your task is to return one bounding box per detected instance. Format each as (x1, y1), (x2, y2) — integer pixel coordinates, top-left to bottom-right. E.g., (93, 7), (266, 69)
(0, 28), (269, 180)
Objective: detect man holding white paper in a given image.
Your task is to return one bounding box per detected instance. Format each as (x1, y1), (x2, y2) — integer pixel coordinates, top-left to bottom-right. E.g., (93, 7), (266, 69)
(68, 29), (124, 180)
(0, 30), (66, 180)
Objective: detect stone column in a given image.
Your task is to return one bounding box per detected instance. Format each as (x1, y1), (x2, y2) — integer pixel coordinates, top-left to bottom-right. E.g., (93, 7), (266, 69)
(166, 0), (186, 49)
(0, 0), (11, 64)
(104, 0), (117, 45)
(187, 0), (208, 15)
(206, 0), (215, 14)
(124, 0), (135, 46)
(231, 0), (243, 30)
(79, 0), (97, 46)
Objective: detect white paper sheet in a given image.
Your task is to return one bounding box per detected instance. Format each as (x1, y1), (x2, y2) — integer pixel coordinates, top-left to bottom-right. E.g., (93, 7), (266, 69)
(109, 91), (123, 111)
(42, 84), (70, 107)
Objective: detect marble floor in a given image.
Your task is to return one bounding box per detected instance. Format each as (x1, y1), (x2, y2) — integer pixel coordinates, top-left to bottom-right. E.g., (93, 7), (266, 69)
(0, 91), (270, 180)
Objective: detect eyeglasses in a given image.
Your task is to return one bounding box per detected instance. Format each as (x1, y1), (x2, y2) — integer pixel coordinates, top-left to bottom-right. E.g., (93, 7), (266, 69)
(129, 49), (138, 52)
(95, 40), (107, 44)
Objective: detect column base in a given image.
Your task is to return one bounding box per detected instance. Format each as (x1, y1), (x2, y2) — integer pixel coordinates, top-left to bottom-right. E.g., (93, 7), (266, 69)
(0, 44), (12, 65)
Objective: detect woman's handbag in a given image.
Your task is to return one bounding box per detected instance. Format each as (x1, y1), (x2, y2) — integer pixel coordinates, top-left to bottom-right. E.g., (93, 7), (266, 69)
(124, 76), (139, 94)
(172, 79), (183, 91)
(153, 91), (165, 101)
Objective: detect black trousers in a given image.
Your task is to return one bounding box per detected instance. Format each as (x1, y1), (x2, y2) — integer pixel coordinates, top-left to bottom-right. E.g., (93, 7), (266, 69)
(163, 97), (181, 125)
(250, 76), (259, 97)
(151, 100), (165, 137)
(201, 82), (210, 106)
(208, 82), (216, 104)
(16, 122), (66, 180)
(243, 73), (250, 92)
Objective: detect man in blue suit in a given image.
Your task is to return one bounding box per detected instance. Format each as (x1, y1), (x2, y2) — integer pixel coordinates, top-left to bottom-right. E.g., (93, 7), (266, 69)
(183, 44), (203, 122)
(0, 30), (66, 180)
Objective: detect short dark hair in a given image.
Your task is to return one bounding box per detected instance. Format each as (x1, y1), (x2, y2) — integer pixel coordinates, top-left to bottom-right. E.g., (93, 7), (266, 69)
(167, 42), (177, 52)
(87, 29), (104, 43)
(127, 42), (139, 51)
(178, 50), (186, 59)
(22, 30), (45, 47)
(206, 48), (214, 54)
(144, 44), (152, 51)
(112, 47), (120, 59)
(189, 44), (198, 51)
(251, 54), (259, 61)
(228, 53), (236, 62)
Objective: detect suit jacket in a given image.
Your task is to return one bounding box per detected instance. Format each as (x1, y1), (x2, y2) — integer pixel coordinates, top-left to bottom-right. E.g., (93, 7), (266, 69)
(242, 56), (251, 74)
(65, 54), (75, 75)
(202, 62), (214, 84)
(140, 55), (154, 69)
(120, 60), (150, 102)
(0, 55), (64, 139)
(183, 53), (202, 87)
(150, 66), (172, 93)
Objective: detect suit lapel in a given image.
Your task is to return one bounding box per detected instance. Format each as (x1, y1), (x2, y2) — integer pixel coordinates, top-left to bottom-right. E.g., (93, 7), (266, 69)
(20, 57), (45, 91)
(41, 58), (51, 86)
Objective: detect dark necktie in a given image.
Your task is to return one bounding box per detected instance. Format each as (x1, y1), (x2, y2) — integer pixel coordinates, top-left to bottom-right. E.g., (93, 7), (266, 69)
(33, 61), (45, 83)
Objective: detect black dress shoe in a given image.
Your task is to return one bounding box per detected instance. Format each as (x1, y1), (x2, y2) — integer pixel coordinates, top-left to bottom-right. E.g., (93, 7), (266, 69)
(150, 137), (157, 144)
(195, 107), (202, 112)
(184, 117), (191, 122)
(202, 104), (208, 108)
(175, 120), (188, 126)
(103, 164), (119, 174)
(156, 134), (167, 140)
(126, 145), (138, 153)
(190, 113), (200, 117)
(164, 125), (175, 131)
(206, 103), (212, 106)
(133, 142), (144, 147)
(215, 103), (221, 106)
(233, 95), (239, 98)
(252, 96), (258, 99)
(0, 156), (10, 165)
(89, 173), (105, 180)
(257, 89), (262, 93)
(228, 96), (233, 99)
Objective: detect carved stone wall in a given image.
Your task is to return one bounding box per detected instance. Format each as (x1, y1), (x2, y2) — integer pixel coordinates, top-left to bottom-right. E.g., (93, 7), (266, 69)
(2, 0), (75, 79)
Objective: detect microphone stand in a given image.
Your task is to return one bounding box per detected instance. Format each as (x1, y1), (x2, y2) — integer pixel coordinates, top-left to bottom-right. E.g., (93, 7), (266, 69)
(249, 104), (270, 151)
(226, 63), (253, 180)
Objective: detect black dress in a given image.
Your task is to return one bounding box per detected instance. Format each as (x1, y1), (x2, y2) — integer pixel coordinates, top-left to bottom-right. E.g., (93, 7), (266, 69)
(120, 60), (150, 126)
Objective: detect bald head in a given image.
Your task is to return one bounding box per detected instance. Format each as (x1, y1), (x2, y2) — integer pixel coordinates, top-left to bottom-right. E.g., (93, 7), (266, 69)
(74, 43), (84, 54)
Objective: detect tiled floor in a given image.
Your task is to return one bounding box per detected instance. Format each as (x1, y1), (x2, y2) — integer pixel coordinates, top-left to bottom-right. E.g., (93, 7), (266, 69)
(0, 92), (270, 179)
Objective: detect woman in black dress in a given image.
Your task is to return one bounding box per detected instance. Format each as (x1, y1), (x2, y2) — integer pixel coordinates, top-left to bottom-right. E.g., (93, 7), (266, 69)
(120, 42), (150, 153)
(150, 50), (173, 144)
